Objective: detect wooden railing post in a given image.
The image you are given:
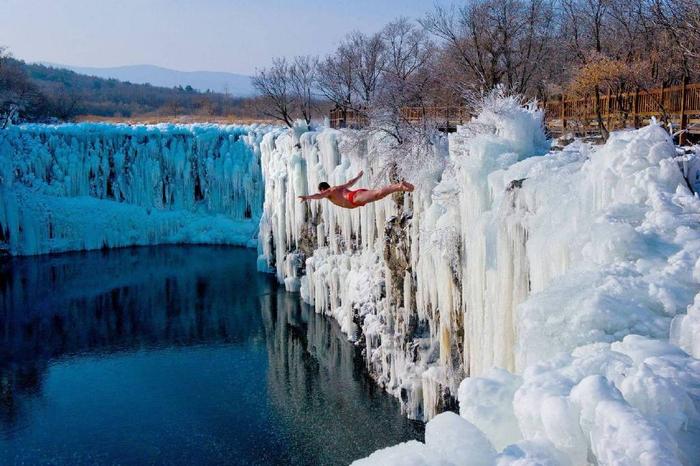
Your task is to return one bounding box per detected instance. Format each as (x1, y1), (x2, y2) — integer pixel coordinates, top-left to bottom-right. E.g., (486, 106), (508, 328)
(660, 83), (667, 125)
(679, 76), (688, 145)
(561, 95), (567, 132)
(586, 94), (592, 135)
(606, 87), (612, 130)
(633, 87), (639, 128)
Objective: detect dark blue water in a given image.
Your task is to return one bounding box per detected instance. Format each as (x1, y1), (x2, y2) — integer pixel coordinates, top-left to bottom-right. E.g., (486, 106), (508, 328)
(0, 246), (423, 465)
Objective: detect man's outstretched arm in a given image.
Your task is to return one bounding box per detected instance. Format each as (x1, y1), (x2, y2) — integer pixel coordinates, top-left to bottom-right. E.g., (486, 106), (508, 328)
(339, 170), (364, 189)
(299, 191), (329, 201)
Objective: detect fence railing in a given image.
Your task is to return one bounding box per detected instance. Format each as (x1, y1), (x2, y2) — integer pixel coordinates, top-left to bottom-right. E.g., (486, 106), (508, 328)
(329, 82), (700, 142)
(329, 108), (369, 129)
(329, 107), (467, 130)
(544, 82), (700, 141)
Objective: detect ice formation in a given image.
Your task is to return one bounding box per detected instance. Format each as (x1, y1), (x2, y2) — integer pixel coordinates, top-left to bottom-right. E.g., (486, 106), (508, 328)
(2, 98), (700, 465)
(257, 98), (700, 464)
(0, 123), (272, 254)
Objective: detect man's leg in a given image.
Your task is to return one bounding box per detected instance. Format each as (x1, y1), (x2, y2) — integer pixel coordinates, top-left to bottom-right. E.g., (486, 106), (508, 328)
(353, 182), (413, 205)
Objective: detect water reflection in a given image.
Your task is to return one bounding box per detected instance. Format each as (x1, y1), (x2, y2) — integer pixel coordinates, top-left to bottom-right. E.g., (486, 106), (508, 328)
(262, 292), (424, 465)
(0, 246), (422, 465)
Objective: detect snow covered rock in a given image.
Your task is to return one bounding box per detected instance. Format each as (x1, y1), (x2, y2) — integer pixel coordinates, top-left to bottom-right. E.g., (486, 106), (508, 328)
(458, 368), (523, 450)
(425, 412), (497, 465)
(352, 412), (496, 466)
(672, 293), (700, 358)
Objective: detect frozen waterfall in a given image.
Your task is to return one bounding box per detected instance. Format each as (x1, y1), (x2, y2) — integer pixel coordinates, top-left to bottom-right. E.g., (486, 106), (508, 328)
(257, 100), (700, 465)
(0, 123), (272, 255)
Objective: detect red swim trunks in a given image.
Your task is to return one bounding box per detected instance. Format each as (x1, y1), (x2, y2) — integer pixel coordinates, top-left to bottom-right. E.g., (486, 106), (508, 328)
(345, 189), (368, 207)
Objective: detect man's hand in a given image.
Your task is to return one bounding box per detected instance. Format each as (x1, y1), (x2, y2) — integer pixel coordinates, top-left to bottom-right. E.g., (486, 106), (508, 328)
(298, 195), (308, 202)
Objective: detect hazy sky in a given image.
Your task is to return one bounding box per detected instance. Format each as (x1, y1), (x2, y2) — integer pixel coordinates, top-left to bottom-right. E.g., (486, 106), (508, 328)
(1, 0), (445, 75)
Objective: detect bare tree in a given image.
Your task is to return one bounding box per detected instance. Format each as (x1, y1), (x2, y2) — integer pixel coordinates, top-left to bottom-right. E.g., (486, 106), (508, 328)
(316, 44), (355, 119)
(649, 0), (700, 78)
(373, 18), (435, 145)
(290, 55), (318, 126)
(559, 0), (616, 139)
(422, 0), (555, 96)
(252, 58), (295, 127)
(315, 31), (386, 128)
(347, 31), (386, 107)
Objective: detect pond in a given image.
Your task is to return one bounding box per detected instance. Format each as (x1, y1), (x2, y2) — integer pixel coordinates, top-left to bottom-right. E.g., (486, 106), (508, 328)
(0, 246), (423, 465)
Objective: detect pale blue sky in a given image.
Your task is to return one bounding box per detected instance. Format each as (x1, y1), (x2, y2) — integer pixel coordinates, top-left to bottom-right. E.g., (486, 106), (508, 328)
(0, 0), (444, 75)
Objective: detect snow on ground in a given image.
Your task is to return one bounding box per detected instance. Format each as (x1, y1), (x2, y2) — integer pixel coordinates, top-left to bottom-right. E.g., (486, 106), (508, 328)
(258, 95), (700, 465)
(0, 123), (275, 254)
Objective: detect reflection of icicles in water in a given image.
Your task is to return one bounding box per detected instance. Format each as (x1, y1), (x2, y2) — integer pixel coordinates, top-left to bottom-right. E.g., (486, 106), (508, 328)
(0, 246), (270, 435)
(260, 290), (423, 465)
(0, 123), (272, 255)
(0, 246), (271, 359)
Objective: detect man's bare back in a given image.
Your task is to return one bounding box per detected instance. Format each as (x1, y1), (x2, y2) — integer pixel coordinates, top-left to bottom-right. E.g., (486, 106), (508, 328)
(298, 170), (414, 209)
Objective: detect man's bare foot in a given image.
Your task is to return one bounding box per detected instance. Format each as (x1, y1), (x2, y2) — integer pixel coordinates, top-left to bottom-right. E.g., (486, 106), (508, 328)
(400, 181), (415, 192)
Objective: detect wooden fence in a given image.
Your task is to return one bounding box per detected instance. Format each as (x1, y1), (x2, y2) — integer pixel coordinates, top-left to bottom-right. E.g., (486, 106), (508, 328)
(329, 108), (368, 129)
(329, 107), (468, 131)
(544, 81), (700, 142)
(329, 82), (700, 143)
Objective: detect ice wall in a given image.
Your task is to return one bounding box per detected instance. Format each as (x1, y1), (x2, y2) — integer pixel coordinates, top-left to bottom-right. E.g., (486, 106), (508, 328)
(258, 102), (551, 420)
(258, 100), (700, 465)
(0, 123), (272, 255)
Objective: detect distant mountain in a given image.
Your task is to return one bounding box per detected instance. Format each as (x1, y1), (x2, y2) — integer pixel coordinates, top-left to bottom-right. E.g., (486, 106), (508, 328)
(39, 63), (255, 97)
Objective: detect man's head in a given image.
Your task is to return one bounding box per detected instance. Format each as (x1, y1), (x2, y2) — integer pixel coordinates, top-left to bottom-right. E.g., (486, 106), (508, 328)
(318, 182), (331, 192)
